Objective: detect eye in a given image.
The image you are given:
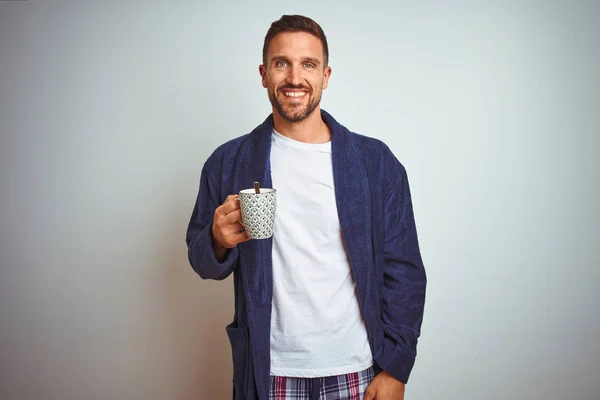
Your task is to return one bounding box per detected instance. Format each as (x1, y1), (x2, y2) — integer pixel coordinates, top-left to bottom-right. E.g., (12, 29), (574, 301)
(303, 63), (316, 69)
(275, 60), (288, 67)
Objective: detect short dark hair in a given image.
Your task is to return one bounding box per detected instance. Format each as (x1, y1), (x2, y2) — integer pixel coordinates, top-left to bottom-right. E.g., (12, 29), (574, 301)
(262, 15), (329, 67)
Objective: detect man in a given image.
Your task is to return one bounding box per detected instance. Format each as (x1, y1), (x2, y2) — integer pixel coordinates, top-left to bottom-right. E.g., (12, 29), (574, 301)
(186, 15), (426, 400)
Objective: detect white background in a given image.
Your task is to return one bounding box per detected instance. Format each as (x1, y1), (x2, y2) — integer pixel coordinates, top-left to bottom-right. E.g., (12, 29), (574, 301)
(1, 0), (599, 399)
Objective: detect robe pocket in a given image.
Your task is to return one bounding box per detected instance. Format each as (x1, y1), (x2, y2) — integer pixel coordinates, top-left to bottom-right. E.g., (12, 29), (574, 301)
(226, 323), (254, 399)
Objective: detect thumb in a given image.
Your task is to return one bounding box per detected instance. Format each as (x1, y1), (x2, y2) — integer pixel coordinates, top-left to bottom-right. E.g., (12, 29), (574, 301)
(363, 386), (376, 400)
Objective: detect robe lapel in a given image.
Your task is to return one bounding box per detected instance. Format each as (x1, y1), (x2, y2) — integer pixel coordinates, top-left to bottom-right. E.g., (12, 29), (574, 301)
(233, 115), (274, 306)
(325, 110), (374, 311)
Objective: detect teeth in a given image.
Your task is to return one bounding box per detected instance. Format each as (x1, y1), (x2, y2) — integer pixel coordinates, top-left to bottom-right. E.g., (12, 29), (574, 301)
(284, 92), (305, 98)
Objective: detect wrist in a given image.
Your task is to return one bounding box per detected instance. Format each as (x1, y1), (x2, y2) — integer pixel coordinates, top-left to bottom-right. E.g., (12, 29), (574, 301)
(211, 227), (228, 262)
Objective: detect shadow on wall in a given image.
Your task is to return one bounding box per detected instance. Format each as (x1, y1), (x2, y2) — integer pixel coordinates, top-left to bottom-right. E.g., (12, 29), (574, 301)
(165, 208), (235, 399)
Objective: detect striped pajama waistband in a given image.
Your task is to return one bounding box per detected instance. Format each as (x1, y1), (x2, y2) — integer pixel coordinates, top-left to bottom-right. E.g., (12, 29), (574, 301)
(269, 366), (375, 400)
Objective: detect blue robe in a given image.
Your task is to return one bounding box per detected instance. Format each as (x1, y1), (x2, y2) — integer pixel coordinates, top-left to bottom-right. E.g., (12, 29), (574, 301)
(186, 110), (427, 400)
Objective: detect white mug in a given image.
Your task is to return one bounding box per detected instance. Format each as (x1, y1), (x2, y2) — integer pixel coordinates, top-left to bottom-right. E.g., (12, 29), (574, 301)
(238, 188), (277, 239)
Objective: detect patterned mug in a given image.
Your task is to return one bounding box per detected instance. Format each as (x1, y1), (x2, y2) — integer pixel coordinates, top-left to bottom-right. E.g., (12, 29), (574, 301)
(239, 188), (277, 239)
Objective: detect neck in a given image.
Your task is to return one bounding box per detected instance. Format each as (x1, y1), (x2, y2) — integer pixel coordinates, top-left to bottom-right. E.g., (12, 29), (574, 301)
(272, 107), (331, 144)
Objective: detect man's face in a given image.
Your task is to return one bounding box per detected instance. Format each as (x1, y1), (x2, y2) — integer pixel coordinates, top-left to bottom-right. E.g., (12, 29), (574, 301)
(259, 32), (331, 123)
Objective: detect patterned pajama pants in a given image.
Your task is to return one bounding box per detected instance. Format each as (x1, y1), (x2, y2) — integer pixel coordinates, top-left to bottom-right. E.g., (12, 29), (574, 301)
(269, 366), (375, 400)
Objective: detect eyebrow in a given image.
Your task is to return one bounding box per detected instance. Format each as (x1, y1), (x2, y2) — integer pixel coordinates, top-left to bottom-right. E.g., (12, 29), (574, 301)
(270, 55), (322, 66)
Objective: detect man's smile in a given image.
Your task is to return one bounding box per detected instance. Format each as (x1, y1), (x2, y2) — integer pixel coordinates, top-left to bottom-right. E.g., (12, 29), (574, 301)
(279, 89), (309, 100)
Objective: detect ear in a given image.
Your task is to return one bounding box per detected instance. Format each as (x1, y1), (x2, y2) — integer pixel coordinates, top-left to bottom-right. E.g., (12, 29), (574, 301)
(322, 66), (332, 90)
(259, 64), (268, 88)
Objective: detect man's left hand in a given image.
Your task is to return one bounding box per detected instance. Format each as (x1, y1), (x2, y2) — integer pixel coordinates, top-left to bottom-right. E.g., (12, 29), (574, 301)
(363, 370), (405, 400)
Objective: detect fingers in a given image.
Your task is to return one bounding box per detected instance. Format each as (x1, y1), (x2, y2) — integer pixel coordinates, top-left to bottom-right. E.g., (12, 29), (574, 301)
(212, 195), (249, 249)
(215, 196), (244, 226)
(363, 390), (375, 400)
(220, 195), (241, 215)
(214, 208), (242, 228)
(230, 222), (247, 238)
(221, 223), (250, 248)
(363, 383), (376, 400)
(213, 222), (246, 249)
(235, 227), (251, 243)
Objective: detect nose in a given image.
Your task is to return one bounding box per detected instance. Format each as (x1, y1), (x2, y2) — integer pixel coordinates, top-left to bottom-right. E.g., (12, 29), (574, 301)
(286, 64), (302, 86)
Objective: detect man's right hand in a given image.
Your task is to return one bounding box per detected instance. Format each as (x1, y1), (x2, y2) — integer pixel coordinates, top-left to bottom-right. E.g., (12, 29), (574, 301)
(211, 194), (250, 262)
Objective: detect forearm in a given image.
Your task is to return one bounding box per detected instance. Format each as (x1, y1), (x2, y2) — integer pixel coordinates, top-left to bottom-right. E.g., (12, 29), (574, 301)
(377, 258), (426, 383)
(211, 228), (228, 262)
(379, 155), (427, 383)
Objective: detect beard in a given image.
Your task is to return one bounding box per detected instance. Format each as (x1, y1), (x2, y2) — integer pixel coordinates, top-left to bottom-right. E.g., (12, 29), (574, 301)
(268, 85), (322, 123)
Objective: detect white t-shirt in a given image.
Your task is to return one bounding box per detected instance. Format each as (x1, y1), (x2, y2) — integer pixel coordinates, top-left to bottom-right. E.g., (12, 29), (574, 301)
(269, 129), (373, 377)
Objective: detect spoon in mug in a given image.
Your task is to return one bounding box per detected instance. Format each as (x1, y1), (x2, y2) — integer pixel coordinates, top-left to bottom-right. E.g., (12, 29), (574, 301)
(253, 181), (260, 194)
